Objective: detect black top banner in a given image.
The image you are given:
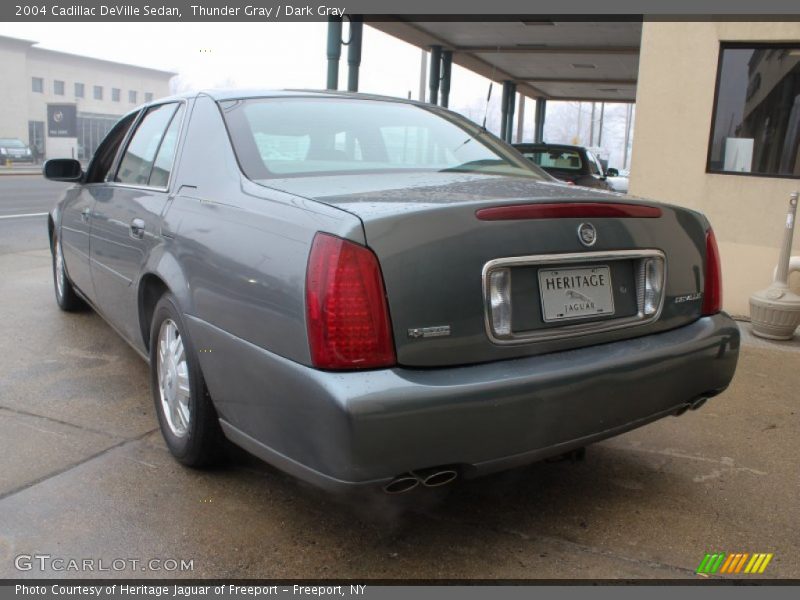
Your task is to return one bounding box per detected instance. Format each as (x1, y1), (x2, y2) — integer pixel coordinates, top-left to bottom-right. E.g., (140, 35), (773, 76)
(4, 0), (800, 21)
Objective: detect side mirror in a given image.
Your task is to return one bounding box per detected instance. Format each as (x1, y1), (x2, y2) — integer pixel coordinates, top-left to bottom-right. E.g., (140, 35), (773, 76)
(605, 167), (619, 177)
(43, 159), (83, 182)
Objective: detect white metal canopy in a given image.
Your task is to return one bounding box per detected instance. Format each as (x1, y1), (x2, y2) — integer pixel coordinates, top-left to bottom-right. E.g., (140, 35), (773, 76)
(370, 20), (641, 102)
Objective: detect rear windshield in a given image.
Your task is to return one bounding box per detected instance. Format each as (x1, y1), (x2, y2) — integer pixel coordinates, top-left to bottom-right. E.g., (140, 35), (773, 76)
(0, 139), (26, 148)
(220, 97), (546, 180)
(521, 148), (583, 171)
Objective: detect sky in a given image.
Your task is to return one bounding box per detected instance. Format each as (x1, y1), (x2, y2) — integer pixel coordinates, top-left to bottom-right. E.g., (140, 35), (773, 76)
(0, 21), (634, 169)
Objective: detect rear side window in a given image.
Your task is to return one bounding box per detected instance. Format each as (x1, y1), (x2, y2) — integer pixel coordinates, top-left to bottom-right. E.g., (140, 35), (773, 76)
(115, 103), (179, 186)
(149, 105), (185, 188)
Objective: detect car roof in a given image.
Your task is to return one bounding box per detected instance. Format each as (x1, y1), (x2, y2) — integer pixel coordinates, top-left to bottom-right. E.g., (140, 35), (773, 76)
(199, 88), (425, 105)
(115, 89), (440, 130)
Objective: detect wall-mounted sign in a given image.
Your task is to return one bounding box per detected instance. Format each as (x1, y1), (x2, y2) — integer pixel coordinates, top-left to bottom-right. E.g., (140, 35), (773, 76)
(47, 104), (77, 137)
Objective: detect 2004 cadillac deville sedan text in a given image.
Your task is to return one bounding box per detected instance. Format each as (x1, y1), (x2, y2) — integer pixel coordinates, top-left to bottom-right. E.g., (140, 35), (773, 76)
(45, 91), (739, 494)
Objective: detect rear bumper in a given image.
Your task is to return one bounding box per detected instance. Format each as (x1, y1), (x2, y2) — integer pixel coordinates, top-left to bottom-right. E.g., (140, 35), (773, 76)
(189, 313), (740, 492)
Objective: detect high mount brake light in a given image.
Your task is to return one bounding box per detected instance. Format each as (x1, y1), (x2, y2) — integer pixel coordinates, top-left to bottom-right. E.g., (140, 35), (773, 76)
(475, 202), (662, 220)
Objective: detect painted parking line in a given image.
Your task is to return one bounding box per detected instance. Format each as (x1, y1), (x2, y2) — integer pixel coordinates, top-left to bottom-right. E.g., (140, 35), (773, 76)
(0, 212), (48, 220)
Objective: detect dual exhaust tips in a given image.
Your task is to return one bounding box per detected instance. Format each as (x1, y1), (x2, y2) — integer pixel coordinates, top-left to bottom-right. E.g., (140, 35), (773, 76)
(383, 467), (459, 494)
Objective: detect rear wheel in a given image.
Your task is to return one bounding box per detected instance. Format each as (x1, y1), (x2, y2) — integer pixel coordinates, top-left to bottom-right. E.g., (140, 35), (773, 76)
(150, 292), (225, 467)
(51, 231), (86, 312)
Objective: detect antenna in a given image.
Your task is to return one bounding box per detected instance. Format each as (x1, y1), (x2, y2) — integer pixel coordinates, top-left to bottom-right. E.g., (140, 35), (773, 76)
(481, 82), (493, 130)
(481, 47), (500, 131)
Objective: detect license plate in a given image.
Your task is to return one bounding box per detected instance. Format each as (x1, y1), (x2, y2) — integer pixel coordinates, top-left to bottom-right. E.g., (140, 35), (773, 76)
(538, 265), (615, 322)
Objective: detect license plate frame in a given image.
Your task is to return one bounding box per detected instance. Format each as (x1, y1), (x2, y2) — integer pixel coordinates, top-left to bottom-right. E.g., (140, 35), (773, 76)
(538, 265), (615, 323)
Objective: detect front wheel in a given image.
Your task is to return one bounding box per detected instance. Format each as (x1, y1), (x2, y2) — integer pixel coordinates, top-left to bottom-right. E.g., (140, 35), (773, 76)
(150, 292), (225, 467)
(51, 232), (86, 312)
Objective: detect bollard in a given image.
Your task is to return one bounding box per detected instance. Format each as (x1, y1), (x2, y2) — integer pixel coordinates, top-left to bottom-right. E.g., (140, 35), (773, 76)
(749, 192), (800, 340)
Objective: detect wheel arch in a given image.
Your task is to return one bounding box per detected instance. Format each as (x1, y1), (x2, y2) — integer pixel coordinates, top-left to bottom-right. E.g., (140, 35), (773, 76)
(138, 250), (193, 352)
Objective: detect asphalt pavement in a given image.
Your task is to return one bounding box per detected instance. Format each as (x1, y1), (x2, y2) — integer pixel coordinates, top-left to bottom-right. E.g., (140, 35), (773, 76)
(0, 175), (798, 580)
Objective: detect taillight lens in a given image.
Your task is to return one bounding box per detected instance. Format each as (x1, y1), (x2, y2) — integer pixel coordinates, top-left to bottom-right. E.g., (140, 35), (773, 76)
(702, 228), (722, 315)
(305, 233), (396, 370)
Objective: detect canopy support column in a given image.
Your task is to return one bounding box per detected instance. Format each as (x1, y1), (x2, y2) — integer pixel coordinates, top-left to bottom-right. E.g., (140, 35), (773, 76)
(326, 17), (342, 90)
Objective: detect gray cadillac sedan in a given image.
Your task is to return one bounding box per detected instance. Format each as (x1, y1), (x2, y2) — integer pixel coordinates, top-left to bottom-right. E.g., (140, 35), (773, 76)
(44, 90), (739, 494)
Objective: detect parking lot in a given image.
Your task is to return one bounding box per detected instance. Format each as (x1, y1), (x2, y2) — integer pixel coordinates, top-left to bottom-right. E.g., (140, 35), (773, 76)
(0, 174), (798, 580)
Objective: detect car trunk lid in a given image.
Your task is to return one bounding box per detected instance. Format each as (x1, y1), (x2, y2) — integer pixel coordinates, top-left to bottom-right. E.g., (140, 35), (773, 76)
(262, 172), (709, 368)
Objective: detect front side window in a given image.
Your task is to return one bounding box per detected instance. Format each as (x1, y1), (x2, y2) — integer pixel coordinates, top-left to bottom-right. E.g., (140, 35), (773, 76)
(709, 43), (800, 177)
(84, 113), (136, 184)
(32, 77), (43, 93)
(115, 103), (179, 186)
(222, 97), (544, 180)
(94, 85), (103, 100)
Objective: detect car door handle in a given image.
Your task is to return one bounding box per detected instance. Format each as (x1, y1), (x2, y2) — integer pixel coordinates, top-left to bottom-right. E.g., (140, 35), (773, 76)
(129, 218), (145, 239)
(81, 208), (91, 222)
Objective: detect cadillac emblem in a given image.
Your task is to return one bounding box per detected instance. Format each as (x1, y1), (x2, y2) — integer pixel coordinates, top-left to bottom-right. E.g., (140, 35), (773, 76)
(577, 222), (597, 247)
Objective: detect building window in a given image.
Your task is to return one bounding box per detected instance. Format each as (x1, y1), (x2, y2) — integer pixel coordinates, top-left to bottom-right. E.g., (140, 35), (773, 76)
(32, 77), (43, 93)
(94, 85), (103, 100)
(129, 90), (138, 104)
(75, 82), (84, 98)
(112, 88), (120, 102)
(144, 92), (153, 103)
(708, 43), (800, 178)
(54, 80), (65, 96)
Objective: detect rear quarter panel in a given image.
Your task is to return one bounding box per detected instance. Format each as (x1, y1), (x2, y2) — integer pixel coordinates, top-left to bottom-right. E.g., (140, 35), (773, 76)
(158, 93), (363, 365)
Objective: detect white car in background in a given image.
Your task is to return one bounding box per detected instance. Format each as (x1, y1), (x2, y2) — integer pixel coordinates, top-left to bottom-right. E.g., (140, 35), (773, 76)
(605, 168), (630, 193)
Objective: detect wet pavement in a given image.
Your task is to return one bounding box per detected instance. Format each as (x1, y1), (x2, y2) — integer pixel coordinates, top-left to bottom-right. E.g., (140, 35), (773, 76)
(1, 176), (798, 580)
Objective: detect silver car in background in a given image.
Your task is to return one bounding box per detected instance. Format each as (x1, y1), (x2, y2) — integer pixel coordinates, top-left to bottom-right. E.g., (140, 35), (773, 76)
(45, 91), (739, 494)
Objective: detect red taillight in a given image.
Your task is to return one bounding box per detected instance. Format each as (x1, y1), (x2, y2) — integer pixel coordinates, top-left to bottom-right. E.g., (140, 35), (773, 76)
(702, 228), (723, 315)
(305, 233), (396, 370)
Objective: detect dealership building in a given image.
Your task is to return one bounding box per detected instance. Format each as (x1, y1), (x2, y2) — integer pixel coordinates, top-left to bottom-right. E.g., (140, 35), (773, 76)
(0, 34), (174, 162)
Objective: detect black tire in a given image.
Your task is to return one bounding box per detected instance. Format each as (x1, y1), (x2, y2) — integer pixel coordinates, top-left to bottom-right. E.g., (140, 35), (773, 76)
(149, 292), (225, 467)
(52, 231), (87, 312)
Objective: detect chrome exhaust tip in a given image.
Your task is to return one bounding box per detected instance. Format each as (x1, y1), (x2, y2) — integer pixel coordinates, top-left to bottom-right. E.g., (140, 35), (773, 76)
(382, 467), (460, 493)
(419, 469), (459, 488)
(690, 396), (708, 410)
(673, 403), (692, 416)
(382, 474), (420, 494)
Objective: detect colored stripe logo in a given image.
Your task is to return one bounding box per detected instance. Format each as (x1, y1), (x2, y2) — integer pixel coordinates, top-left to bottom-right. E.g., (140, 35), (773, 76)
(696, 553), (774, 574)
